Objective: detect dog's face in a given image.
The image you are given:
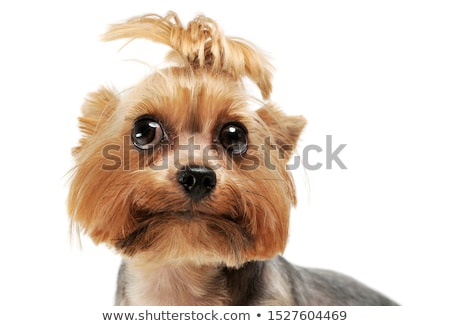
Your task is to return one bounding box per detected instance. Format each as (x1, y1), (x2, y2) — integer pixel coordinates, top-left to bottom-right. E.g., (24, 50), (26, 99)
(68, 12), (306, 267)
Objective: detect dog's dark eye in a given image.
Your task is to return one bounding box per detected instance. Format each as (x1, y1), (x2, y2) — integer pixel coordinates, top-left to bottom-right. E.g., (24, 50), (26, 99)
(131, 117), (164, 150)
(219, 123), (248, 155)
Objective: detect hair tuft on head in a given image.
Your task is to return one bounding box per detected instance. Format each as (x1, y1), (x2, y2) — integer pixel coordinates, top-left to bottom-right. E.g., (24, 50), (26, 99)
(102, 11), (273, 99)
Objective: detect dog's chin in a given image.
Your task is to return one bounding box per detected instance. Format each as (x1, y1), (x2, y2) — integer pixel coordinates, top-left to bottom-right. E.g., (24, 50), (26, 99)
(115, 207), (252, 266)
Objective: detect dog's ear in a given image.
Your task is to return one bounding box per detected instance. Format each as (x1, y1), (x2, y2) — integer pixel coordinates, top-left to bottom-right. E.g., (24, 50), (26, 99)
(256, 103), (307, 160)
(73, 86), (119, 154)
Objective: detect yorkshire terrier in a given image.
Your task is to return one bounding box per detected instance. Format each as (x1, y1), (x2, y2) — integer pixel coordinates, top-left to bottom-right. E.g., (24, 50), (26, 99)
(68, 11), (397, 305)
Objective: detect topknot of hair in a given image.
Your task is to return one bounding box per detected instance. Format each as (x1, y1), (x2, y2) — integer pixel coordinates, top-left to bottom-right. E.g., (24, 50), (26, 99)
(102, 11), (273, 99)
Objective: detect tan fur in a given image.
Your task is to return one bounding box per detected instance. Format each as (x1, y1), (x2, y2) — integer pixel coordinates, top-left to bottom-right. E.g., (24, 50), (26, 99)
(102, 11), (273, 99)
(68, 11), (306, 305)
(121, 255), (229, 305)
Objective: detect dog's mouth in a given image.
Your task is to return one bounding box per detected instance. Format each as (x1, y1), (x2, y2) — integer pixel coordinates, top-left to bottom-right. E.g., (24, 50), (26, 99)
(131, 208), (238, 222)
(115, 206), (249, 257)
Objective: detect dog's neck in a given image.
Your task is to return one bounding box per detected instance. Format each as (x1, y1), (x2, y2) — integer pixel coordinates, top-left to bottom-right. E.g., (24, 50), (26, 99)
(116, 256), (298, 305)
(121, 257), (230, 305)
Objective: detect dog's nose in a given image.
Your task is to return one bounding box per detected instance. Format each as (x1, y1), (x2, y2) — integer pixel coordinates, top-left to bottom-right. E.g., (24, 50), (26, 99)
(177, 165), (216, 201)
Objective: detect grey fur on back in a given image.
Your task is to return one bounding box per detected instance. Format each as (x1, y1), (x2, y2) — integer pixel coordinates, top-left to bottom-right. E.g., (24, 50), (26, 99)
(289, 264), (397, 305)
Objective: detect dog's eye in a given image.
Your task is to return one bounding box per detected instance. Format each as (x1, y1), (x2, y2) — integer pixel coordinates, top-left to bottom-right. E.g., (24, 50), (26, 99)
(131, 117), (164, 150)
(219, 124), (248, 155)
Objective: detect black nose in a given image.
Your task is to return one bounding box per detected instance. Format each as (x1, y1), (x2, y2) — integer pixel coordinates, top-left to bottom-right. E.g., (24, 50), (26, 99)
(177, 165), (216, 201)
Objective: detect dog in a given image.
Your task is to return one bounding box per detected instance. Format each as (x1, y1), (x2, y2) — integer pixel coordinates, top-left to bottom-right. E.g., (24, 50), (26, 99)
(68, 11), (397, 305)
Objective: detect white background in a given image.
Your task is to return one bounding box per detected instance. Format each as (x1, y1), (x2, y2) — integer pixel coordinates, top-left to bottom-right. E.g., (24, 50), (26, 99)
(1, 0), (449, 322)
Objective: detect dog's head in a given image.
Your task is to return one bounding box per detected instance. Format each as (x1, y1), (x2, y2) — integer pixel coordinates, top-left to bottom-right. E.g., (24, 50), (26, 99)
(68, 12), (306, 267)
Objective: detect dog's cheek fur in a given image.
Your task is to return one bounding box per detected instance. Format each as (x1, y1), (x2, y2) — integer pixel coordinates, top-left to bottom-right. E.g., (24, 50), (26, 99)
(237, 155), (294, 260)
(68, 142), (133, 245)
(228, 108), (305, 261)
